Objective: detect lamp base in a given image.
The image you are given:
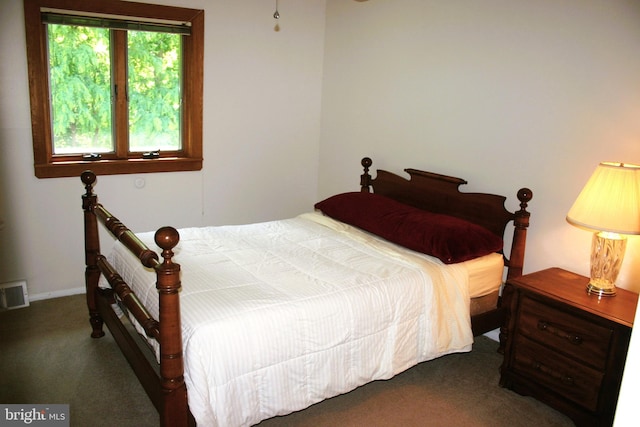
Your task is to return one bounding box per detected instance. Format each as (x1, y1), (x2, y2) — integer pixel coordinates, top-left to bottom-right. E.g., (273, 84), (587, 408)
(587, 231), (626, 297)
(586, 281), (617, 297)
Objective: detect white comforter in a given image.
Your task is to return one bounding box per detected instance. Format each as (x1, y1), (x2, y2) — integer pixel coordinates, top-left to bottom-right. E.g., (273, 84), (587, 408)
(103, 212), (474, 427)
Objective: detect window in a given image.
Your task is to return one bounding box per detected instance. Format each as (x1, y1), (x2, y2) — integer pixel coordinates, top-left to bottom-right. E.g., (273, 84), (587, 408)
(24, 0), (204, 178)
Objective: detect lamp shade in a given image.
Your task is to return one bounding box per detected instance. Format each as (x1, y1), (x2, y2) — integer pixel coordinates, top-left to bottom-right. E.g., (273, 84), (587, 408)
(566, 162), (640, 235)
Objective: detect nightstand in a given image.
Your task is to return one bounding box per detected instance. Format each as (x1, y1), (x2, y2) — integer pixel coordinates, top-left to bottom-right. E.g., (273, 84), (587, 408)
(499, 267), (638, 427)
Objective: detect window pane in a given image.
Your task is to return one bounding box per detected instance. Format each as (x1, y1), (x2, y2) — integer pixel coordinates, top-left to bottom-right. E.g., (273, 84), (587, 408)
(128, 31), (182, 152)
(48, 24), (113, 154)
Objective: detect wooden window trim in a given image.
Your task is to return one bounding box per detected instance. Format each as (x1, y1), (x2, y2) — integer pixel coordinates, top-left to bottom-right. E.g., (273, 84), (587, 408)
(24, 0), (204, 178)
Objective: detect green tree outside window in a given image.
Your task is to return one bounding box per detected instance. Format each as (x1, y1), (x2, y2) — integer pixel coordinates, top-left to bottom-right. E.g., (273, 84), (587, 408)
(48, 24), (181, 155)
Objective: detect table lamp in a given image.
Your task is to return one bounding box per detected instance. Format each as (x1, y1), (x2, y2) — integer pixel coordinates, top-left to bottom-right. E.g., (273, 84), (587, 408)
(566, 162), (640, 296)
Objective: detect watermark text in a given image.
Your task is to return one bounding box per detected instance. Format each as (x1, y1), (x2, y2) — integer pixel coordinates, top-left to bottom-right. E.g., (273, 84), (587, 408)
(1, 405), (68, 426)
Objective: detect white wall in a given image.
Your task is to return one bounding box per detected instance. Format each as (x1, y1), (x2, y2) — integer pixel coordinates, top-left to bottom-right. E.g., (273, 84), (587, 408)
(615, 301), (640, 426)
(0, 0), (326, 299)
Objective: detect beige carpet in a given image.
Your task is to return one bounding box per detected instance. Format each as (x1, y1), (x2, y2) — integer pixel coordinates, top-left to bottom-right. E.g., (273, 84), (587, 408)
(0, 294), (574, 426)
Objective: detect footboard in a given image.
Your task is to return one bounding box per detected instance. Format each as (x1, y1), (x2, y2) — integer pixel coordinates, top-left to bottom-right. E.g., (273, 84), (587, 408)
(81, 171), (191, 427)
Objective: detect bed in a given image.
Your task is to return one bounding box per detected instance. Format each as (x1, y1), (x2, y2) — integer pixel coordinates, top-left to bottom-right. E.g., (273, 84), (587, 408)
(81, 157), (532, 427)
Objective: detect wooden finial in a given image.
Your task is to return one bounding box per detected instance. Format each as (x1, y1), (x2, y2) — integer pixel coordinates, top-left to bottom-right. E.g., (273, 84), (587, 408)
(155, 226), (180, 263)
(360, 157), (373, 192)
(81, 171), (98, 212)
(517, 188), (533, 212)
(81, 170), (96, 192)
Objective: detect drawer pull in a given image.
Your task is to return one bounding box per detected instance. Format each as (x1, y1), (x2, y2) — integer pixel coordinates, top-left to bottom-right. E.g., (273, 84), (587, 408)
(537, 320), (583, 345)
(533, 361), (575, 385)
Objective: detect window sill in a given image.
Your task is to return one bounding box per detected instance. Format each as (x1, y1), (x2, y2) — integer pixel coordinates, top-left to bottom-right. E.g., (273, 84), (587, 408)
(35, 157), (203, 178)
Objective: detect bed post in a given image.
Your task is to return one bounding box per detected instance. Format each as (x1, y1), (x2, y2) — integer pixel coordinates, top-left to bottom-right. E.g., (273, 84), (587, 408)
(498, 188), (532, 353)
(360, 157), (373, 192)
(506, 188), (533, 280)
(81, 171), (105, 338)
(154, 227), (189, 427)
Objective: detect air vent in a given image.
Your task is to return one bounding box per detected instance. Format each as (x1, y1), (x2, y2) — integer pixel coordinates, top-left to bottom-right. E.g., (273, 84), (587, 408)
(0, 281), (29, 310)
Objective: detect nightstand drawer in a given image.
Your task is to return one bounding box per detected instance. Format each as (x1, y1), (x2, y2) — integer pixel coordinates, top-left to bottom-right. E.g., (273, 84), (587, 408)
(512, 335), (603, 412)
(518, 295), (613, 371)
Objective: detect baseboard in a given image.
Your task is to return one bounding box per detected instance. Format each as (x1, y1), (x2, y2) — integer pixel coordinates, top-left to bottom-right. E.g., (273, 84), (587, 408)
(29, 286), (85, 302)
(483, 328), (500, 342)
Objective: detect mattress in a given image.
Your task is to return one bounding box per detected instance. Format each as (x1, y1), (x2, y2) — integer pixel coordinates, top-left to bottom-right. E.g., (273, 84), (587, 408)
(464, 251), (504, 298)
(101, 211), (503, 426)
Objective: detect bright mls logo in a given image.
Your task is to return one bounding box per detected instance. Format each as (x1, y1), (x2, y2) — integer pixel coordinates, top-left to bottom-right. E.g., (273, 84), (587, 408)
(0, 405), (69, 426)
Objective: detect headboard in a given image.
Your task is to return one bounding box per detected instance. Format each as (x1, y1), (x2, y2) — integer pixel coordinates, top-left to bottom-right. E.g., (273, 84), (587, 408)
(359, 157), (532, 279)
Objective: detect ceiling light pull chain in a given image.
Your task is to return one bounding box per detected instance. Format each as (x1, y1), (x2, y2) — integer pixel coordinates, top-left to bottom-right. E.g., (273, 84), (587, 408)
(273, 0), (280, 32)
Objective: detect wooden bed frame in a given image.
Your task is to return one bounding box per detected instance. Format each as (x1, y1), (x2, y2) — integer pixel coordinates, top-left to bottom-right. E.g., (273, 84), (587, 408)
(81, 157), (532, 427)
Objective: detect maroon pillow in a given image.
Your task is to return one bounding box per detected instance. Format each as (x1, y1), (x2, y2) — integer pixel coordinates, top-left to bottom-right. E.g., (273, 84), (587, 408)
(314, 192), (503, 264)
